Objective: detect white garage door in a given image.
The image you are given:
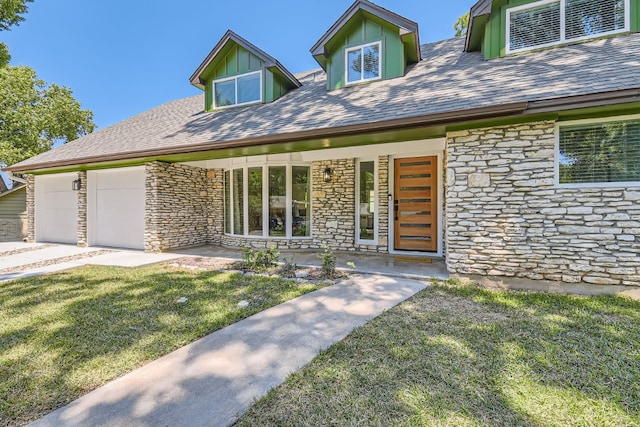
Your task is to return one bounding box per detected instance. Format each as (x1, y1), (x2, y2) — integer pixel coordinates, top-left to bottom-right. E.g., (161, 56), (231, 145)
(90, 168), (145, 250)
(35, 174), (78, 244)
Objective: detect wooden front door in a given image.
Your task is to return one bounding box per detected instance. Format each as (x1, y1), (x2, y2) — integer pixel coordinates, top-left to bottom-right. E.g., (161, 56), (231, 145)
(394, 156), (438, 252)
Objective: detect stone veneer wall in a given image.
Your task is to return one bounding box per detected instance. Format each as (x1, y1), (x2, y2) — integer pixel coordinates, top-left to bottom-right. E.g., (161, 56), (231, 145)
(26, 175), (35, 243)
(0, 218), (27, 241)
(312, 159), (356, 251)
(446, 121), (640, 287)
(145, 162), (214, 252)
(77, 171), (87, 247)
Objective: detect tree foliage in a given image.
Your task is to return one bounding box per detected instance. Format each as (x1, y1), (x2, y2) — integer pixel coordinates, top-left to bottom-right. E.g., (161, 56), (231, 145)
(0, 0), (32, 31)
(0, 0), (95, 167)
(0, 65), (95, 167)
(0, 0), (33, 66)
(454, 11), (469, 38)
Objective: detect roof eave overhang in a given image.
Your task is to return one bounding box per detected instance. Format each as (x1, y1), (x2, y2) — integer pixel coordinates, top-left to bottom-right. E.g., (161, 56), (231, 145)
(465, 0), (493, 52)
(7, 88), (640, 174)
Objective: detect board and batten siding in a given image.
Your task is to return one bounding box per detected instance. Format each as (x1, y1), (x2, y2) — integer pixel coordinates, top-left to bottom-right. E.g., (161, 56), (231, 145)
(325, 13), (405, 90)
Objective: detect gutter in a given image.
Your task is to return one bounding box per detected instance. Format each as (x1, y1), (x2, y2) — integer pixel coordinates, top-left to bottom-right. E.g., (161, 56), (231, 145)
(5, 87), (640, 174)
(6, 170), (27, 184)
(3, 101), (528, 173)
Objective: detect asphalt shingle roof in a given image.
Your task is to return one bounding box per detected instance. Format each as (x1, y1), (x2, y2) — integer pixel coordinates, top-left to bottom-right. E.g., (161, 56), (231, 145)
(10, 34), (640, 170)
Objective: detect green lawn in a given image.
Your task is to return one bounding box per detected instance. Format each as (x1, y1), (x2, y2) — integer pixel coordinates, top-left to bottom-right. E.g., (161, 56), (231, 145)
(236, 281), (640, 427)
(0, 264), (327, 427)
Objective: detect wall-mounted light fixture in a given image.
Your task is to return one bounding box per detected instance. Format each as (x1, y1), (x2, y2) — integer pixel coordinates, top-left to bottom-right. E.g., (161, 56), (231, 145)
(323, 167), (333, 183)
(72, 178), (81, 191)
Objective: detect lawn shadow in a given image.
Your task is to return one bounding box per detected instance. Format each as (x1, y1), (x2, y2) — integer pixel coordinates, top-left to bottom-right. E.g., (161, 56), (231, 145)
(25, 274), (425, 427)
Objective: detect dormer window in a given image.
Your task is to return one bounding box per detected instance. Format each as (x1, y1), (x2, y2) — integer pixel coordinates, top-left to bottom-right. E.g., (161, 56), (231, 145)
(213, 71), (262, 108)
(507, 0), (629, 55)
(346, 42), (382, 85)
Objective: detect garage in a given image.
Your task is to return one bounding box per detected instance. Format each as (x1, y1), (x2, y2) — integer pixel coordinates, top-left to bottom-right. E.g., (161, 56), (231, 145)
(88, 167), (145, 250)
(35, 173), (79, 244)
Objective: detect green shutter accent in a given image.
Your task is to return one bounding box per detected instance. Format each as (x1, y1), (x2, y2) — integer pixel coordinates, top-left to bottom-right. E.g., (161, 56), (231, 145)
(633, 0), (640, 31)
(325, 11), (407, 90)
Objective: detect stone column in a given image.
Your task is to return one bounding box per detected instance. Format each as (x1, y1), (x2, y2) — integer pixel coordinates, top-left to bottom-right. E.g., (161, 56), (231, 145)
(77, 170), (88, 247)
(26, 174), (35, 243)
(312, 159), (356, 250)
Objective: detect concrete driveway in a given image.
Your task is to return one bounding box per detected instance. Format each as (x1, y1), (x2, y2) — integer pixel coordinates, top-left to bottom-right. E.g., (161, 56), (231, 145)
(0, 242), (182, 283)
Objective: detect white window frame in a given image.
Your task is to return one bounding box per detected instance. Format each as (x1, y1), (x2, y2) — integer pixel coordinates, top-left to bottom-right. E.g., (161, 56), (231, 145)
(355, 158), (379, 245)
(212, 70), (263, 109)
(554, 113), (640, 188)
(224, 162), (312, 239)
(506, 0), (630, 55)
(345, 41), (382, 86)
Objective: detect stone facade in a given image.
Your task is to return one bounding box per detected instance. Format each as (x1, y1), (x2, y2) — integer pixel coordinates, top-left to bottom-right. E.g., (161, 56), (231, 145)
(77, 171), (87, 247)
(0, 218), (27, 241)
(445, 121), (640, 287)
(312, 159), (356, 251)
(26, 175), (35, 243)
(145, 162), (216, 251)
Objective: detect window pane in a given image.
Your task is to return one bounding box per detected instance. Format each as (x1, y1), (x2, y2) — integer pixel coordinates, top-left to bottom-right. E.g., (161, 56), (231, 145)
(237, 73), (261, 104)
(359, 161), (375, 240)
(292, 166), (310, 237)
(233, 169), (244, 235)
(215, 80), (236, 106)
(347, 49), (362, 83)
(509, 2), (561, 50)
(248, 167), (263, 236)
(362, 45), (380, 80)
(566, 0), (625, 39)
(269, 166), (286, 237)
(224, 170), (231, 234)
(559, 120), (640, 184)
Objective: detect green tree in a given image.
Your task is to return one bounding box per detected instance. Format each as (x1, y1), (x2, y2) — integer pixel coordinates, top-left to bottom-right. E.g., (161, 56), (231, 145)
(0, 66), (94, 166)
(454, 11), (469, 38)
(0, 0), (33, 66)
(0, 0), (95, 168)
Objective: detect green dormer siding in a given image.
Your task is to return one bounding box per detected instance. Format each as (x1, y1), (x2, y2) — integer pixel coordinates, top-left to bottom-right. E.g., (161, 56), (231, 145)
(325, 13), (405, 90)
(202, 44), (263, 111)
(478, 0), (640, 60)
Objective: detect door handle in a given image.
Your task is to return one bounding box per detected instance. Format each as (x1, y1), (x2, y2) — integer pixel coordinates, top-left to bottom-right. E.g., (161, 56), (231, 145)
(394, 200), (398, 221)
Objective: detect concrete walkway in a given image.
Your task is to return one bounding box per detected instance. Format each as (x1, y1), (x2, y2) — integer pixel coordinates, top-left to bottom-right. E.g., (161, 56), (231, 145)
(29, 274), (428, 427)
(0, 243), (183, 283)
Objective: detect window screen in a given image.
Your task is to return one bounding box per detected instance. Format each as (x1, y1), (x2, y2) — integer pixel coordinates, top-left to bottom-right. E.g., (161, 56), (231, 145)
(509, 1), (561, 51)
(559, 119), (640, 184)
(565, 0), (626, 39)
(508, 0), (627, 53)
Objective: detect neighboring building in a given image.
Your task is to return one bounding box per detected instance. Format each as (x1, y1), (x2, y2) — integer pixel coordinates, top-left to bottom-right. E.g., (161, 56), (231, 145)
(5, 0), (640, 287)
(0, 184), (27, 242)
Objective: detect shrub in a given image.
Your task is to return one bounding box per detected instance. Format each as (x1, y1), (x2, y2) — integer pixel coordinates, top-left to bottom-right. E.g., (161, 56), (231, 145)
(241, 246), (280, 271)
(318, 243), (336, 279)
(279, 257), (297, 278)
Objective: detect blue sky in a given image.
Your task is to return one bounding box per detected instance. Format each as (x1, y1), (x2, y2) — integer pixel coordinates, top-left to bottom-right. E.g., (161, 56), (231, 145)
(3, 0), (475, 130)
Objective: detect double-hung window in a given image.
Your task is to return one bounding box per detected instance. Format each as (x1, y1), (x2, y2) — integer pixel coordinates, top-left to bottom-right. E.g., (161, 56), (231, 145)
(345, 42), (382, 85)
(213, 71), (262, 108)
(557, 117), (640, 186)
(507, 0), (629, 54)
(224, 164), (311, 238)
